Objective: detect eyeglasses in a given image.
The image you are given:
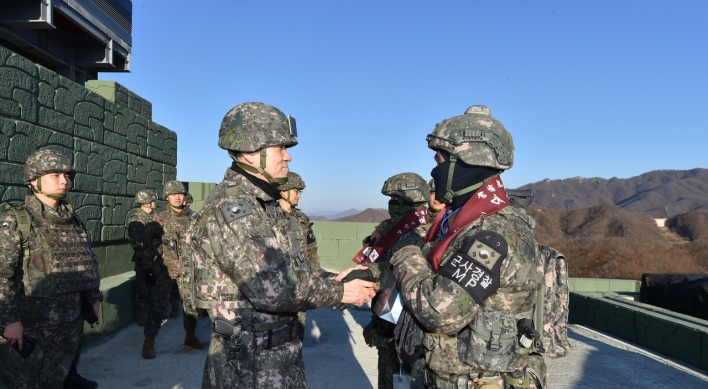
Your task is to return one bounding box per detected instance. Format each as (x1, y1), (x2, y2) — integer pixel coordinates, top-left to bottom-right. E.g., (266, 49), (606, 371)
(288, 115), (298, 137)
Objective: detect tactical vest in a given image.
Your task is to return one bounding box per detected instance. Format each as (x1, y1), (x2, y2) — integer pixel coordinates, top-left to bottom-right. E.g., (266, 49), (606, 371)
(6, 203), (100, 298)
(184, 183), (307, 329)
(452, 211), (545, 374)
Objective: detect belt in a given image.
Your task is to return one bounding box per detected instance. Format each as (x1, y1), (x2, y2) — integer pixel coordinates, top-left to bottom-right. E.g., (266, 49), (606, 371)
(212, 317), (298, 350)
(422, 370), (469, 389)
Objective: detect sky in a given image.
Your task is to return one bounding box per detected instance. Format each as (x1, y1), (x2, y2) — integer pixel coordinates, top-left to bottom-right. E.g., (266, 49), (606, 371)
(106, 1), (708, 215)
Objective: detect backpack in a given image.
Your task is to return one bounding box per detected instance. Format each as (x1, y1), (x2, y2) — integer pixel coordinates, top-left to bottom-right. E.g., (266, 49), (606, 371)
(538, 244), (572, 358)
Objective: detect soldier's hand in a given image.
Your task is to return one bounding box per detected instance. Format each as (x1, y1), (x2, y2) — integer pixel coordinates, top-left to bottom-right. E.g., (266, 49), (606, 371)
(3, 321), (23, 350)
(144, 268), (157, 286)
(341, 279), (376, 307)
(370, 231), (382, 245)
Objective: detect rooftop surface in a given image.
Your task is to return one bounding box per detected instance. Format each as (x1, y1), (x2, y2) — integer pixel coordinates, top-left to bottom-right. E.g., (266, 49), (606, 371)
(79, 303), (708, 389)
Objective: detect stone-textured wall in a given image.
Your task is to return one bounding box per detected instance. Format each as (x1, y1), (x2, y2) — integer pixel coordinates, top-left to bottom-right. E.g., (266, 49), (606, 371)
(0, 44), (177, 243)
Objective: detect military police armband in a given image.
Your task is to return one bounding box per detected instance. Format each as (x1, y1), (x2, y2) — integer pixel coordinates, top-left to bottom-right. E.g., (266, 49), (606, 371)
(221, 201), (252, 223)
(438, 230), (508, 305)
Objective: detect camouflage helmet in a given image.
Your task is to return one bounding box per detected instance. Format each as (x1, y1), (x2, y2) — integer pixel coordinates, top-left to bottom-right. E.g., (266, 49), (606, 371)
(428, 178), (435, 193)
(162, 180), (186, 199)
(381, 172), (430, 203)
(23, 149), (76, 184)
(184, 193), (193, 204)
(426, 105), (514, 170)
(218, 102), (298, 152)
(135, 189), (158, 204)
(277, 172), (306, 192)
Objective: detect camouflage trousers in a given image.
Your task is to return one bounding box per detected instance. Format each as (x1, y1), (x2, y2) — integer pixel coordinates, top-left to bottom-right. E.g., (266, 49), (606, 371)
(202, 333), (307, 389)
(0, 315), (83, 389)
(144, 265), (198, 336)
(133, 262), (150, 310)
(423, 353), (547, 389)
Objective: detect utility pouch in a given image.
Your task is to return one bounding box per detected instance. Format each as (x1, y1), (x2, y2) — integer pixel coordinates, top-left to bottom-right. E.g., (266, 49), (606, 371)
(227, 325), (256, 388)
(458, 311), (520, 372)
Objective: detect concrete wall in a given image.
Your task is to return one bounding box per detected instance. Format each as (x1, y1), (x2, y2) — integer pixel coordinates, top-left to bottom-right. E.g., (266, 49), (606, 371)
(1, 44), (177, 246)
(570, 291), (708, 371)
(1, 43), (178, 345)
(311, 221), (378, 272)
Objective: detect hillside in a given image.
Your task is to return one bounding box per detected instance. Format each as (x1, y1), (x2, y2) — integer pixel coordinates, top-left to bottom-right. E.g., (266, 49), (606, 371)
(519, 168), (708, 217)
(528, 205), (708, 280)
(334, 208), (390, 223)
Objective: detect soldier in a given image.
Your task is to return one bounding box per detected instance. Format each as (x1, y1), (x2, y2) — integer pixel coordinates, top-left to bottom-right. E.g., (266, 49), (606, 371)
(359, 173), (430, 389)
(0, 149), (102, 388)
(390, 106), (548, 389)
(277, 171), (337, 341)
(427, 179), (446, 219)
(128, 189), (158, 326)
(187, 102), (375, 388)
(184, 193), (193, 209)
(141, 180), (202, 359)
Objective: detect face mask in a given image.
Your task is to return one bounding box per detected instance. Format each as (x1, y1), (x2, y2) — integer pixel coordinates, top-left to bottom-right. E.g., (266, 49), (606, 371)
(388, 199), (424, 218)
(430, 151), (502, 209)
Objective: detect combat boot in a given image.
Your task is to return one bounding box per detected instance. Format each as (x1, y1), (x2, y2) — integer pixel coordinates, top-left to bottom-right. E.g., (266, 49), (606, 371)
(142, 335), (156, 359)
(135, 308), (146, 326)
(184, 329), (204, 349)
(63, 372), (98, 389)
(170, 300), (180, 318)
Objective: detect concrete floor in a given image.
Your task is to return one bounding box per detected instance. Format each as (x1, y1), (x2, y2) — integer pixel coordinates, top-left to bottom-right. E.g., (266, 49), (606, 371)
(78, 304), (708, 388)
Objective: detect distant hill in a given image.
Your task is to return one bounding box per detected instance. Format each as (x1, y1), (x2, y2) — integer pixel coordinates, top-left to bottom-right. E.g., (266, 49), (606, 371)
(519, 168), (708, 217)
(335, 208), (390, 223)
(527, 205), (707, 280)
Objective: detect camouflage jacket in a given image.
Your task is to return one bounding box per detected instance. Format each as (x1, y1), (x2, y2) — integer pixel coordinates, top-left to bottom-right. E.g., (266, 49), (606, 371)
(192, 168), (343, 327)
(127, 208), (153, 263)
(391, 205), (544, 376)
(0, 196), (102, 327)
(289, 208), (336, 279)
(144, 206), (194, 278)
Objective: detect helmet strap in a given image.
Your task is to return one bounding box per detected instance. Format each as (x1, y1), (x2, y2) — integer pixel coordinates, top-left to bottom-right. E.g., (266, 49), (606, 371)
(442, 155), (500, 204)
(234, 150), (287, 185)
(31, 177), (67, 201)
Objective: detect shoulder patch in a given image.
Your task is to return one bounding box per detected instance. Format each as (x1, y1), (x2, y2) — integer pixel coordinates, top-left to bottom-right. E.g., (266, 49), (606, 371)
(221, 201), (252, 222)
(0, 220), (16, 230)
(438, 230), (508, 305)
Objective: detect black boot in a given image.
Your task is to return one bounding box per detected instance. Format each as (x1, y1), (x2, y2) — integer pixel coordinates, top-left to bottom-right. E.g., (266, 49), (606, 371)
(64, 372), (98, 389)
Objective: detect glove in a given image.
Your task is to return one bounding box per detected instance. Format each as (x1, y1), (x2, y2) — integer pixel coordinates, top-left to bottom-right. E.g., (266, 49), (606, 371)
(144, 268), (156, 286)
(340, 269), (374, 283)
(332, 268), (375, 310)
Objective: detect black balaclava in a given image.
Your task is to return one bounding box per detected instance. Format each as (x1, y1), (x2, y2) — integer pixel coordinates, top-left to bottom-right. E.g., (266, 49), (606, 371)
(231, 162), (281, 200)
(430, 151), (501, 210)
(387, 198), (425, 218)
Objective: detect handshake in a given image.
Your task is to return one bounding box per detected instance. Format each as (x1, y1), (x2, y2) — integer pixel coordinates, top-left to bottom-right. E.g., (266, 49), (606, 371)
(333, 265), (378, 309)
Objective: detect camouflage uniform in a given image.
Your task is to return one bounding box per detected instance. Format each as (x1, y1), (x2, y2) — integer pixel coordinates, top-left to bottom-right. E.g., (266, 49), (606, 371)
(277, 172), (337, 341)
(0, 150), (101, 389)
(128, 189), (158, 323)
(391, 106), (548, 389)
(363, 173), (430, 389)
(143, 181), (200, 345)
(192, 102), (344, 389)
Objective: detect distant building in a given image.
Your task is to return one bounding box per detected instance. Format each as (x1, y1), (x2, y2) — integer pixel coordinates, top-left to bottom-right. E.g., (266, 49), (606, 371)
(0, 0), (131, 84)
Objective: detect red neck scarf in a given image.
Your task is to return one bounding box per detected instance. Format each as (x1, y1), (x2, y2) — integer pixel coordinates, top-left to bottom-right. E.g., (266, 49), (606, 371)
(425, 176), (509, 272)
(353, 206), (429, 265)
